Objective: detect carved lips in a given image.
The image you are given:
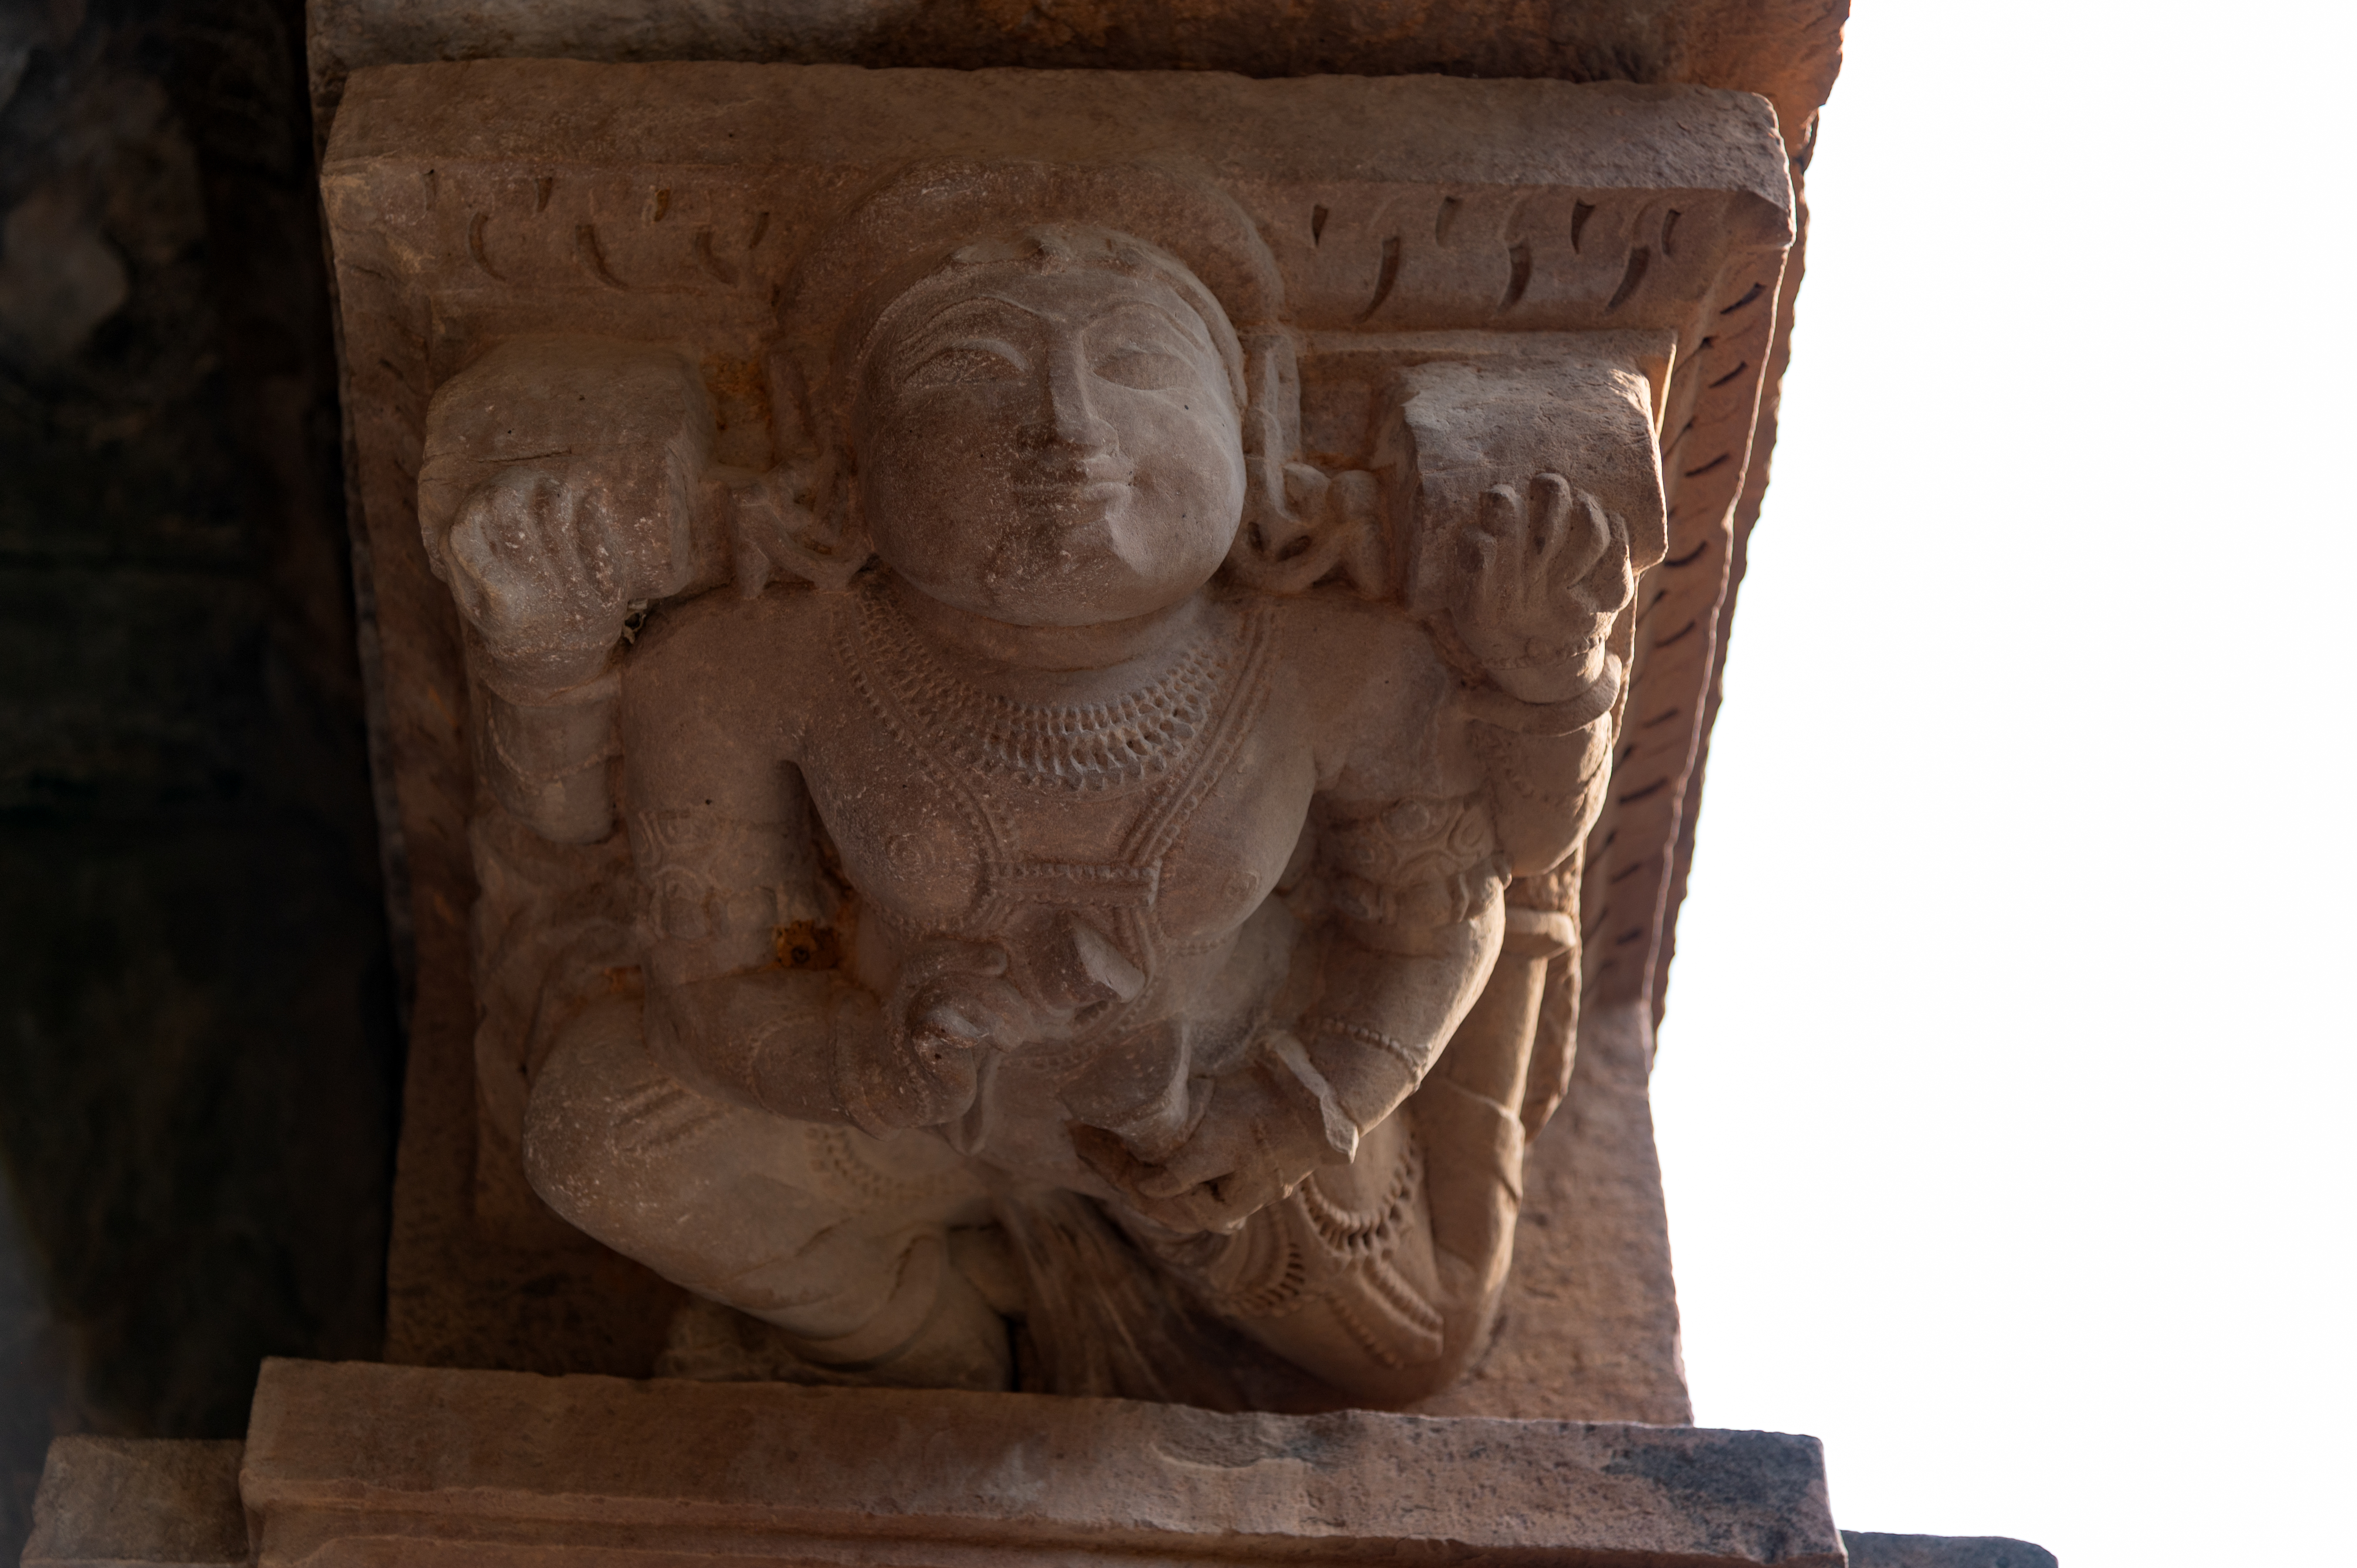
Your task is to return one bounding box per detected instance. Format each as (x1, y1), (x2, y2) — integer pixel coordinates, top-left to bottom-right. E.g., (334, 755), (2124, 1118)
(1008, 455), (1133, 527)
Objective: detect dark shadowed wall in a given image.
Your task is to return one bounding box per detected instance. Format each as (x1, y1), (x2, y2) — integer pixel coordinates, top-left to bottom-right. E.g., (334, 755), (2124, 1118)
(0, 0), (399, 1554)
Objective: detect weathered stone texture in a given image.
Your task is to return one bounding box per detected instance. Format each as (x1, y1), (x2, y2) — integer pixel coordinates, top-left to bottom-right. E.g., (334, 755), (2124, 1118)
(306, 0), (1847, 166)
(17, 1425), (2068, 1568)
(20, 1437), (247, 1568)
(1418, 1002), (1690, 1422)
(290, 9), (1845, 1431)
(1842, 1533), (2061, 1568)
(231, 1358), (1845, 1565)
(320, 58), (1789, 1412)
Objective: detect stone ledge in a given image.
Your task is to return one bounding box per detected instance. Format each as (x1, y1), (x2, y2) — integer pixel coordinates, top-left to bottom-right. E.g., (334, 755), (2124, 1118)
(1842, 1531), (2059, 1568)
(22, 1437), (247, 1568)
(237, 1358), (1842, 1565)
(17, 1378), (2061, 1567)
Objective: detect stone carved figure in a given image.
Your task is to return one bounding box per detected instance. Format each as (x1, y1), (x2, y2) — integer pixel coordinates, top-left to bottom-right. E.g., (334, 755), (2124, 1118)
(418, 166), (1664, 1409)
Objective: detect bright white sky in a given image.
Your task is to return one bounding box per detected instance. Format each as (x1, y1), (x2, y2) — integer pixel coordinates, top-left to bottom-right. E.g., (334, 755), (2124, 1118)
(1649, 2), (2357, 1562)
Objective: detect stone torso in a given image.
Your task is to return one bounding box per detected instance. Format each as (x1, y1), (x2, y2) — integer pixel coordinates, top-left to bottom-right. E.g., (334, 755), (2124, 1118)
(814, 583), (1299, 1011)
(624, 581), (1462, 1185)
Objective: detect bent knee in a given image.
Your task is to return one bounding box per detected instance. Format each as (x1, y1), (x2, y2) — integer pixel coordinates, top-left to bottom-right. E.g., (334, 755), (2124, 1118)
(523, 1000), (875, 1271)
(523, 998), (698, 1245)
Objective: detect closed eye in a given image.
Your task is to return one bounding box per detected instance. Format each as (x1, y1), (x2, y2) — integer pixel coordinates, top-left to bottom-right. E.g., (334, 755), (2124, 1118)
(1093, 343), (1196, 392)
(905, 337), (1027, 388)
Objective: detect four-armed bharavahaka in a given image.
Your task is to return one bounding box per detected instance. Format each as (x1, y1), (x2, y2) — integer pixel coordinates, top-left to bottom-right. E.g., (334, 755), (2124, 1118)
(373, 84), (1790, 1410)
(418, 172), (1660, 1406)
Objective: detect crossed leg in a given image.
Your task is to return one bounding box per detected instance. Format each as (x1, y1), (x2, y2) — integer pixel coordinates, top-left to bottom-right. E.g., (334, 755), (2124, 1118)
(1127, 939), (1550, 1406)
(522, 997), (1012, 1389)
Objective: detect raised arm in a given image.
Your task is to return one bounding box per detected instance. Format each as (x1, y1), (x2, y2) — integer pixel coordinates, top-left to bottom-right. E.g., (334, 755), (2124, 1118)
(417, 338), (733, 843)
(1445, 470), (1632, 872)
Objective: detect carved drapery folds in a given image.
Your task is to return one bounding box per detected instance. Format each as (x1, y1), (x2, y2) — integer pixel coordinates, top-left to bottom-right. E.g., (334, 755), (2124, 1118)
(325, 63), (1792, 1405)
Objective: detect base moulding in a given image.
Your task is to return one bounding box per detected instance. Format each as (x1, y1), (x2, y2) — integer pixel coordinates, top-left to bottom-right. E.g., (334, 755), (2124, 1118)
(23, 1359), (2052, 1567)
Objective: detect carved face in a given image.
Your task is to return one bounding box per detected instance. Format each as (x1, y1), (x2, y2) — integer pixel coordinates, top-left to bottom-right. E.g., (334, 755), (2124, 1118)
(854, 263), (1247, 627)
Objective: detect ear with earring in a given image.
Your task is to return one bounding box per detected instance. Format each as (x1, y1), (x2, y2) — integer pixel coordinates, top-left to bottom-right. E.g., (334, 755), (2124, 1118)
(712, 457), (872, 595)
(1222, 332), (1388, 597)
(710, 350), (875, 595)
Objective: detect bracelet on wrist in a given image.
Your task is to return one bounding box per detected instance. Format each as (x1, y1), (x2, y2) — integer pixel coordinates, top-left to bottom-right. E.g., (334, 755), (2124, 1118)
(1258, 1031), (1359, 1165)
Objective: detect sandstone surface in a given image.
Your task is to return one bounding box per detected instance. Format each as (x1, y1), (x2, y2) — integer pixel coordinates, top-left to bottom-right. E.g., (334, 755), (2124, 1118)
(323, 59), (1790, 1412)
(20, 1437), (246, 1568)
(1842, 1533), (2062, 1568)
(233, 1358), (1844, 1565)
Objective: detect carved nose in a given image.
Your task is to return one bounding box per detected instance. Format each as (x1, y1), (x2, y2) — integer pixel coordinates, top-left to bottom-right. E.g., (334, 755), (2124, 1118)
(1021, 345), (1116, 455)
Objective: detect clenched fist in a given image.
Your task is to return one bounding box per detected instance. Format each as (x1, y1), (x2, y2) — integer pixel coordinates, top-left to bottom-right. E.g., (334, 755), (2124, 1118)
(418, 338), (722, 694)
(439, 467), (655, 688)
